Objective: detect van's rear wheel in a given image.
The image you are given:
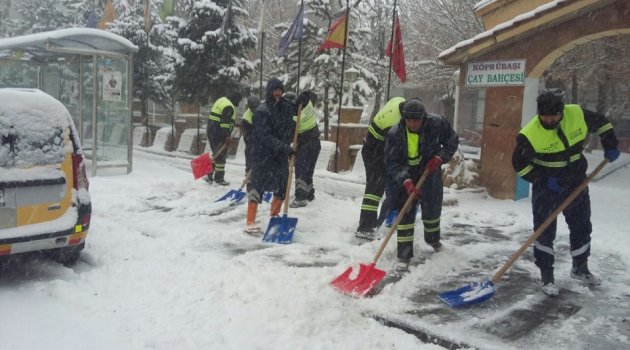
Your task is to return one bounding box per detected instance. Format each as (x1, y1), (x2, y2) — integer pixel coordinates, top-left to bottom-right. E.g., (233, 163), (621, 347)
(51, 243), (84, 267)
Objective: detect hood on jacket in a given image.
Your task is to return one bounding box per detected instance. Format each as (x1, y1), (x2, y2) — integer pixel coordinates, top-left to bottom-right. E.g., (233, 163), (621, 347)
(265, 78), (284, 102)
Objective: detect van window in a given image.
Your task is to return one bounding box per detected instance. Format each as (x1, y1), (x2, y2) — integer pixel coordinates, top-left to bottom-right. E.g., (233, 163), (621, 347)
(0, 119), (67, 167)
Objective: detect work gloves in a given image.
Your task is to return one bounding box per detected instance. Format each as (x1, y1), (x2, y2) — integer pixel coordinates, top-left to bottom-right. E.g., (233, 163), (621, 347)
(546, 177), (564, 193)
(403, 179), (422, 198)
(426, 156), (443, 173)
(604, 148), (620, 162)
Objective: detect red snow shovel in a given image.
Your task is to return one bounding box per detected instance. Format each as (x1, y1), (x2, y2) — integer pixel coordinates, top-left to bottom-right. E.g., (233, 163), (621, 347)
(331, 169), (431, 297)
(262, 105), (303, 244)
(438, 159), (609, 307)
(190, 144), (227, 180)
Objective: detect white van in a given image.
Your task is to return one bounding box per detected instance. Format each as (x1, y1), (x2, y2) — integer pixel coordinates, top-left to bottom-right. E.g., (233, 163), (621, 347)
(0, 88), (91, 266)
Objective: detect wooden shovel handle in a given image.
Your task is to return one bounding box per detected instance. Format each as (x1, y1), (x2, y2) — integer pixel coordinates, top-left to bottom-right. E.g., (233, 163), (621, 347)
(212, 143), (229, 159)
(282, 104), (303, 215)
(238, 170), (251, 192)
(372, 169), (431, 264)
(491, 159), (609, 284)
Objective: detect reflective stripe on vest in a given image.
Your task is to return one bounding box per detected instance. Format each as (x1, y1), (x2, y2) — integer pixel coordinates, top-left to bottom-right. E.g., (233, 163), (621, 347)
(407, 128), (420, 166)
(519, 104), (587, 169)
(242, 108), (253, 124)
(208, 97), (236, 129)
(293, 101), (317, 133)
(368, 97), (405, 141)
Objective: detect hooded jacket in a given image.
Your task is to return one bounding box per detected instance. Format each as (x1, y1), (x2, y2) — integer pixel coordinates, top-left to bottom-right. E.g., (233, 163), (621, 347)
(250, 78), (297, 170)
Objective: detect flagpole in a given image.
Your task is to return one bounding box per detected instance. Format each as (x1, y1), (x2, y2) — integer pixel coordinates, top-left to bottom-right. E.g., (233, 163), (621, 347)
(296, 0), (303, 93)
(258, 1), (266, 99)
(225, 0), (232, 70)
(334, 0), (351, 173)
(386, 0), (397, 101)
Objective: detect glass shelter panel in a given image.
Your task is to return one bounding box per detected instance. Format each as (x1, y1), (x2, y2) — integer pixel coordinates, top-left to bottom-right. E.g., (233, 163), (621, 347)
(94, 56), (130, 170)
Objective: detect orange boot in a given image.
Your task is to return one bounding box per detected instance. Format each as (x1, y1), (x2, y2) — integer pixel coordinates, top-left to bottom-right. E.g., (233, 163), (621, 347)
(244, 201), (262, 236)
(270, 196), (283, 217)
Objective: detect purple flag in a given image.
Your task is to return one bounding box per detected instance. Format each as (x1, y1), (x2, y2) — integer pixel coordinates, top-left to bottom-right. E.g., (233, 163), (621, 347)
(276, 4), (304, 57)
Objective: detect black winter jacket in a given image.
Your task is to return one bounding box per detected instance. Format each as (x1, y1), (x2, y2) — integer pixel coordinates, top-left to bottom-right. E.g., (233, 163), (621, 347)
(250, 79), (297, 170)
(385, 114), (459, 189)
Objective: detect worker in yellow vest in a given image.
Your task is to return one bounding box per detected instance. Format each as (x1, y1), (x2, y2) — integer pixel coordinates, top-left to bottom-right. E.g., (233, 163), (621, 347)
(356, 96), (406, 240)
(283, 91), (321, 208)
(206, 91), (242, 185)
(385, 99), (459, 275)
(512, 88), (620, 297)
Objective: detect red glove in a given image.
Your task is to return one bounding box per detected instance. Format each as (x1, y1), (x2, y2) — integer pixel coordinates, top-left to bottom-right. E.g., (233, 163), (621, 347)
(426, 156), (443, 173)
(403, 179), (422, 198)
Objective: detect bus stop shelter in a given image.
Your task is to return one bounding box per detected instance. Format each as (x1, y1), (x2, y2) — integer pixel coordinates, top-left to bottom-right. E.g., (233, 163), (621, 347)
(0, 28), (137, 176)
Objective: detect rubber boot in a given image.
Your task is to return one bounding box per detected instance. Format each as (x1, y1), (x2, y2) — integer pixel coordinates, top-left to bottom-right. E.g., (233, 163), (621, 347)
(244, 201), (262, 236)
(571, 259), (602, 285)
(541, 268), (558, 296)
(270, 196), (283, 217)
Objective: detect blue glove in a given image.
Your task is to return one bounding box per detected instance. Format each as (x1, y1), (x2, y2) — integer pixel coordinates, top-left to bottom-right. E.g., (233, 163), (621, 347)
(547, 177), (564, 193)
(604, 148), (620, 162)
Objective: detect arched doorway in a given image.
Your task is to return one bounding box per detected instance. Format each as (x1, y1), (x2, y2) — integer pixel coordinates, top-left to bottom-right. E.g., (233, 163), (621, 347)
(440, 0), (630, 199)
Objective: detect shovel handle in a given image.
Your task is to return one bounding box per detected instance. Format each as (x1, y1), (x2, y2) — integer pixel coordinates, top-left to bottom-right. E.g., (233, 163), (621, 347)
(238, 170), (252, 192)
(211, 143), (229, 159)
(372, 169), (431, 264)
(282, 104), (303, 215)
(491, 159), (609, 284)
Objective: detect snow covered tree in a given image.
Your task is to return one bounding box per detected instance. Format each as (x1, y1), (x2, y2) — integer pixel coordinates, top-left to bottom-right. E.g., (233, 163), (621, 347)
(400, 0), (483, 119)
(107, 0), (179, 120)
(174, 0), (257, 107)
(9, 0), (79, 35)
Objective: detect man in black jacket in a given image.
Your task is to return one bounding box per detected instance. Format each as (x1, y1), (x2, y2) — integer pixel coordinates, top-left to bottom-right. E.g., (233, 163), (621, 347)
(512, 88), (620, 296)
(244, 79), (309, 235)
(384, 99), (459, 274)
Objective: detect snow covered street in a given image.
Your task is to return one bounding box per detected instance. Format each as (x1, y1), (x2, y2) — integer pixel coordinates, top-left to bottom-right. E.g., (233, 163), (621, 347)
(1, 150), (629, 350)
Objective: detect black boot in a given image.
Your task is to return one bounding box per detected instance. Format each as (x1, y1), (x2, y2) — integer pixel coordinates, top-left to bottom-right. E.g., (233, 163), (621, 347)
(214, 174), (229, 186)
(571, 259), (601, 285)
(541, 268), (558, 296)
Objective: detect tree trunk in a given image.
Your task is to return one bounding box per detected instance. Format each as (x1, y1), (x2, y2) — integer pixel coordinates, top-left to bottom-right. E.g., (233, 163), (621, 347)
(370, 91), (382, 123)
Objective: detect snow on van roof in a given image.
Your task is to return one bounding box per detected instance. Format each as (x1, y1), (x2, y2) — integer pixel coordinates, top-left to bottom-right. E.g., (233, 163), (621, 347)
(0, 89), (74, 168)
(0, 88), (71, 129)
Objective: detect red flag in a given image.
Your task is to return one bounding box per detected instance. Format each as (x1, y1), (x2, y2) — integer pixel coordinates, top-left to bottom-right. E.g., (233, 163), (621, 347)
(386, 15), (407, 82)
(319, 15), (347, 50)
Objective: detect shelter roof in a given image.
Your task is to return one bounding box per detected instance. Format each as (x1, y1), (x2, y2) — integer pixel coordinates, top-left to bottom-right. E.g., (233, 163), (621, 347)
(0, 28), (138, 59)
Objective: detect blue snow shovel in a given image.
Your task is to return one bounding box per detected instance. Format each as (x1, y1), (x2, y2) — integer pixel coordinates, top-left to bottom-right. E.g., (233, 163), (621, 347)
(215, 170), (250, 203)
(262, 104), (302, 244)
(439, 159), (609, 307)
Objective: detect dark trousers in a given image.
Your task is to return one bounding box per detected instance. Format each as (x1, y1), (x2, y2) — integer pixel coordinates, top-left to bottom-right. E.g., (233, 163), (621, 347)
(395, 169), (443, 260)
(207, 125), (227, 181)
(248, 164), (288, 203)
(358, 149), (386, 231)
(532, 178), (592, 270)
(294, 132), (321, 201)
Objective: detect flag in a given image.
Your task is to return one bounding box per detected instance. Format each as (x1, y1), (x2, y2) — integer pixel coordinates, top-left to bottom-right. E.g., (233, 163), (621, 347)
(221, 0), (233, 40)
(98, 0), (117, 30)
(277, 4), (304, 57)
(85, 6), (98, 28)
(386, 14), (407, 82)
(144, 0), (152, 33)
(319, 14), (346, 50)
(159, 0), (175, 22)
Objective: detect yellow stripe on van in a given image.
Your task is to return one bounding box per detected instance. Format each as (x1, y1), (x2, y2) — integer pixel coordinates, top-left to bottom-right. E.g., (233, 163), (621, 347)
(16, 155), (74, 226)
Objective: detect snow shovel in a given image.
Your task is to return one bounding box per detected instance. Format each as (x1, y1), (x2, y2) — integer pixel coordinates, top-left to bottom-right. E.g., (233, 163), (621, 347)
(331, 169), (431, 297)
(438, 159), (609, 307)
(215, 170), (251, 203)
(190, 143), (227, 180)
(262, 104), (303, 244)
